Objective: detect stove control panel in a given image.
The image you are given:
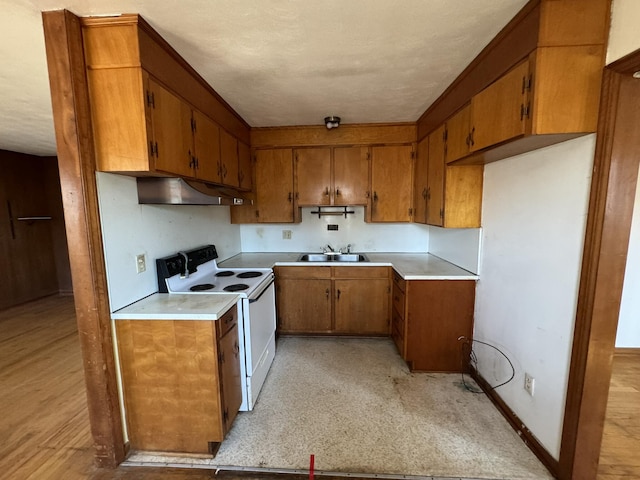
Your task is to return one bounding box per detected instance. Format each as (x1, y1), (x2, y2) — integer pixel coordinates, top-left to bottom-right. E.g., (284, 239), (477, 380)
(156, 245), (218, 293)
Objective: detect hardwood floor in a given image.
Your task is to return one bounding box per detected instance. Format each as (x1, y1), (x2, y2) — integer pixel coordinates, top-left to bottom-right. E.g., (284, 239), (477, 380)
(2, 295), (638, 480)
(597, 350), (640, 480)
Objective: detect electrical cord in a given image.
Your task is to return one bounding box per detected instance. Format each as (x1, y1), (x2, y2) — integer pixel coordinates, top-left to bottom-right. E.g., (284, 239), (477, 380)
(458, 336), (516, 394)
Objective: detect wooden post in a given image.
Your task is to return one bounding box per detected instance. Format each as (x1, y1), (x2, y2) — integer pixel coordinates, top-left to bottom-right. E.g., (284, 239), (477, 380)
(42, 10), (125, 467)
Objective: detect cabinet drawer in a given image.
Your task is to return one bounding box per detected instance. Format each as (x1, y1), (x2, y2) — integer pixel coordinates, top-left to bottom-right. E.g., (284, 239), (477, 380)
(392, 284), (405, 318)
(275, 266), (331, 279)
(333, 266), (389, 279)
(392, 270), (406, 292)
(217, 306), (237, 338)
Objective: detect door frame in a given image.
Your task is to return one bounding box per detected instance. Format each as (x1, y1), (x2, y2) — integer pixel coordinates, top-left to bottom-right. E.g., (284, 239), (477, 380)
(559, 49), (640, 479)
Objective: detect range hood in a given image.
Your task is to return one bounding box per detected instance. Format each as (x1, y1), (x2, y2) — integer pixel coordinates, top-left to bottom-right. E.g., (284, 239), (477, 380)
(136, 177), (248, 206)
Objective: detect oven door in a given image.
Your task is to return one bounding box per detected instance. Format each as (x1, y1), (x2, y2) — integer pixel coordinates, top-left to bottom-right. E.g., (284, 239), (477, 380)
(245, 279), (276, 377)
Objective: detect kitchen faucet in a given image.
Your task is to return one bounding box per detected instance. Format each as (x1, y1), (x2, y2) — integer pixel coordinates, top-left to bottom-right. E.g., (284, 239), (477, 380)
(340, 244), (352, 254)
(323, 244), (335, 253)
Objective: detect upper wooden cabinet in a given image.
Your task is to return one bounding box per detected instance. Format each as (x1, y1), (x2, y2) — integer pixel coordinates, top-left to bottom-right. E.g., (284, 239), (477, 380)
(295, 147), (370, 207)
(369, 145), (414, 222)
(231, 148), (295, 223)
(417, 0), (609, 165)
(426, 127), (445, 227)
(412, 137), (429, 225)
(237, 142), (252, 191)
(82, 15), (250, 187)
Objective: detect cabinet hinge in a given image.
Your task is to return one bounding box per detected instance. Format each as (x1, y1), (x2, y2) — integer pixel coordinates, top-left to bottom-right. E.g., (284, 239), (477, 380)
(218, 351), (224, 364)
(408, 207), (413, 217)
(443, 128), (448, 142)
(525, 74), (533, 92)
(520, 103), (531, 121)
(149, 141), (158, 158)
(255, 210), (260, 218)
(440, 207), (444, 219)
(223, 408), (229, 423)
(191, 117), (196, 133)
(410, 151), (415, 159)
(366, 152), (370, 160)
(146, 90), (155, 108)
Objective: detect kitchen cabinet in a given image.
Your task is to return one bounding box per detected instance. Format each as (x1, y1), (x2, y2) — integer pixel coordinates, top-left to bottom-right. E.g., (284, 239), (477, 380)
(237, 142), (252, 191)
(445, 104), (471, 164)
(295, 146), (370, 207)
(425, 125), (483, 228)
(392, 274), (475, 372)
(276, 266), (390, 335)
(115, 307), (242, 454)
(192, 109), (222, 183)
(369, 145), (414, 222)
(232, 148), (295, 223)
(219, 129), (240, 188)
(276, 267), (332, 333)
(412, 137), (429, 225)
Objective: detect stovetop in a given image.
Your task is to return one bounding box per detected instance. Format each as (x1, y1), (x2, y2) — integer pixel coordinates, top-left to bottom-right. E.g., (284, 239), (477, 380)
(156, 245), (273, 297)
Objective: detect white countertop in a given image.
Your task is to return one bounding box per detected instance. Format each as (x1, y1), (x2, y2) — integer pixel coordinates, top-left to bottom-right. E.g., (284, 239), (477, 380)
(218, 253), (478, 280)
(111, 292), (239, 320)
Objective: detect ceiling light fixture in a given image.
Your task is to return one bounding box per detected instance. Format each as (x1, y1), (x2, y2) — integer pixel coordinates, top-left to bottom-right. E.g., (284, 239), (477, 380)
(324, 116), (341, 129)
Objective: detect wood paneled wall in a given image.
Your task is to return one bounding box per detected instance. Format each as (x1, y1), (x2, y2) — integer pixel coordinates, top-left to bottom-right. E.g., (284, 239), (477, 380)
(0, 150), (71, 310)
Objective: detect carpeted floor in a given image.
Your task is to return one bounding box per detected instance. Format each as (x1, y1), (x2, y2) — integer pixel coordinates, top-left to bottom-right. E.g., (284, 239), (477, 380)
(126, 337), (553, 479)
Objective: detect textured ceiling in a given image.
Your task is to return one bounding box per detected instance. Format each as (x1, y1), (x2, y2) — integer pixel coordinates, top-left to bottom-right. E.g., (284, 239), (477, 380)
(0, 0), (528, 156)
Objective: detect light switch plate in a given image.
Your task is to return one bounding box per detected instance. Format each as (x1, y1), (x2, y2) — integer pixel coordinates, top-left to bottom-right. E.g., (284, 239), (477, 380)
(136, 254), (146, 274)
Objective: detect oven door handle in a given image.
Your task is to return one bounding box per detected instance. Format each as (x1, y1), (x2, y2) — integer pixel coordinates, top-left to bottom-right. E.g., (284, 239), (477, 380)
(248, 279), (275, 303)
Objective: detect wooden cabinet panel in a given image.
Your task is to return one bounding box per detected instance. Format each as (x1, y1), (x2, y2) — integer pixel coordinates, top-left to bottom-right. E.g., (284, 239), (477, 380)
(426, 126), (445, 226)
(370, 145), (413, 222)
(443, 166), (483, 228)
(220, 129), (240, 188)
(218, 322), (242, 432)
(193, 109), (221, 183)
(116, 319), (231, 453)
(277, 266), (331, 279)
(413, 137), (429, 225)
(445, 104), (471, 163)
(149, 78), (194, 178)
(295, 148), (332, 206)
(333, 146), (370, 205)
(334, 279), (390, 335)
(405, 280), (475, 372)
(470, 60), (529, 152)
(277, 278), (332, 333)
(255, 149), (294, 223)
(237, 142), (252, 191)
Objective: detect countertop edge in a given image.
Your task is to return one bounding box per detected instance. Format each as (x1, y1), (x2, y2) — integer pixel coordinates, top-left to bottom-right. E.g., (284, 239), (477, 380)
(111, 293), (239, 321)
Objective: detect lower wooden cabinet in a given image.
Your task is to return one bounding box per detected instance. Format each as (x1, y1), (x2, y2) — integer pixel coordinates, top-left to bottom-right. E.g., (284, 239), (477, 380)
(393, 274), (475, 372)
(115, 307), (242, 454)
(276, 266), (391, 335)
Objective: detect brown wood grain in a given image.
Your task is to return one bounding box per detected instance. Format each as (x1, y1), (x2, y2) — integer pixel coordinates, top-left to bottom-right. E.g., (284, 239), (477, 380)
(443, 165), (483, 228)
(276, 277), (333, 333)
(412, 137), (429, 224)
(559, 51), (640, 480)
(333, 146), (370, 206)
(251, 123), (416, 148)
(538, 0), (610, 47)
(42, 9), (125, 467)
(370, 145), (413, 222)
(334, 278), (390, 335)
(237, 142), (252, 191)
(254, 149), (295, 223)
(445, 104), (471, 163)
(426, 126), (445, 226)
(294, 147), (332, 206)
(219, 129), (240, 188)
(193, 110), (222, 183)
(405, 280), (475, 372)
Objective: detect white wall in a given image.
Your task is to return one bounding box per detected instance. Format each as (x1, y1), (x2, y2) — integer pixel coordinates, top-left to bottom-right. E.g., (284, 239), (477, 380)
(428, 226), (482, 274)
(609, 0), (640, 348)
(97, 172), (242, 311)
(474, 135), (595, 458)
(240, 206), (429, 253)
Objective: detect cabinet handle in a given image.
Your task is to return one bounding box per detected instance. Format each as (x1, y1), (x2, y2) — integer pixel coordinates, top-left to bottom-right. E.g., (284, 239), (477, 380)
(426, 187), (431, 201)
(222, 164), (228, 178)
(288, 192), (293, 202)
(233, 341), (240, 355)
(188, 150), (194, 168)
(470, 127), (475, 147)
(335, 187), (341, 196)
(324, 187), (330, 196)
(217, 161), (222, 177)
(325, 288), (330, 299)
(365, 191), (370, 198)
(239, 171), (244, 185)
(373, 191), (378, 202)
(336, 289), (341, 300)
(422, 188), (427, 200)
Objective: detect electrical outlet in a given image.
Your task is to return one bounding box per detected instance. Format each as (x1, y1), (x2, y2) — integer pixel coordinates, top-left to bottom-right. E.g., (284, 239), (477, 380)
(136, 254), (146, 274)
(524, 373), (535, 396)
(282, 230), (292, 240)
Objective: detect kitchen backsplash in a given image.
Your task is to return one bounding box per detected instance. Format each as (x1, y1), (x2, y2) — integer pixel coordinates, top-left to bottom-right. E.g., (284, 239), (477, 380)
(428, 227), (482, 274)
(240, 207), (430, 253)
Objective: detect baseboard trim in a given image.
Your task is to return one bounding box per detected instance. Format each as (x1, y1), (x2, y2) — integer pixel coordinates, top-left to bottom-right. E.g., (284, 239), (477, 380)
(615, 347), (640, 355)
(470, 368), (559, 478)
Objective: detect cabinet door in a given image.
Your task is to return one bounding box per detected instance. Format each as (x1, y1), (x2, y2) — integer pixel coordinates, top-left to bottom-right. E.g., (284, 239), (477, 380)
(334, 279), (390, 335)
(255, 149), (294, 223)
(426, 126), (445, 226)
(220, 129), (240, 188)
(413, 137), (429, 224)
(445, 104), (471, 163)
(405, 280), (475, 372)
(237, 142), (252, 191)
(277, 278), (332, 333)
(193, 110), (221, 183)
(295, 148), (331, 206)
(370, 145), (413, 222)
(218, 323), (242, 433)
(149, 78), (194, 178)
(333, 146), (370, 205)
(443, 165), (484, 228)
(470, 60), (529, 152)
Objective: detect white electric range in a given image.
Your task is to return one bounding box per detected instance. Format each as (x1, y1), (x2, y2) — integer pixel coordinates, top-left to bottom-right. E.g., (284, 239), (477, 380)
(156, 245), (276, 411)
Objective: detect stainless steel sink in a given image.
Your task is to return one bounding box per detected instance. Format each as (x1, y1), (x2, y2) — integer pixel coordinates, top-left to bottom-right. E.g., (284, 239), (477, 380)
(298, 253), (369, 262)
